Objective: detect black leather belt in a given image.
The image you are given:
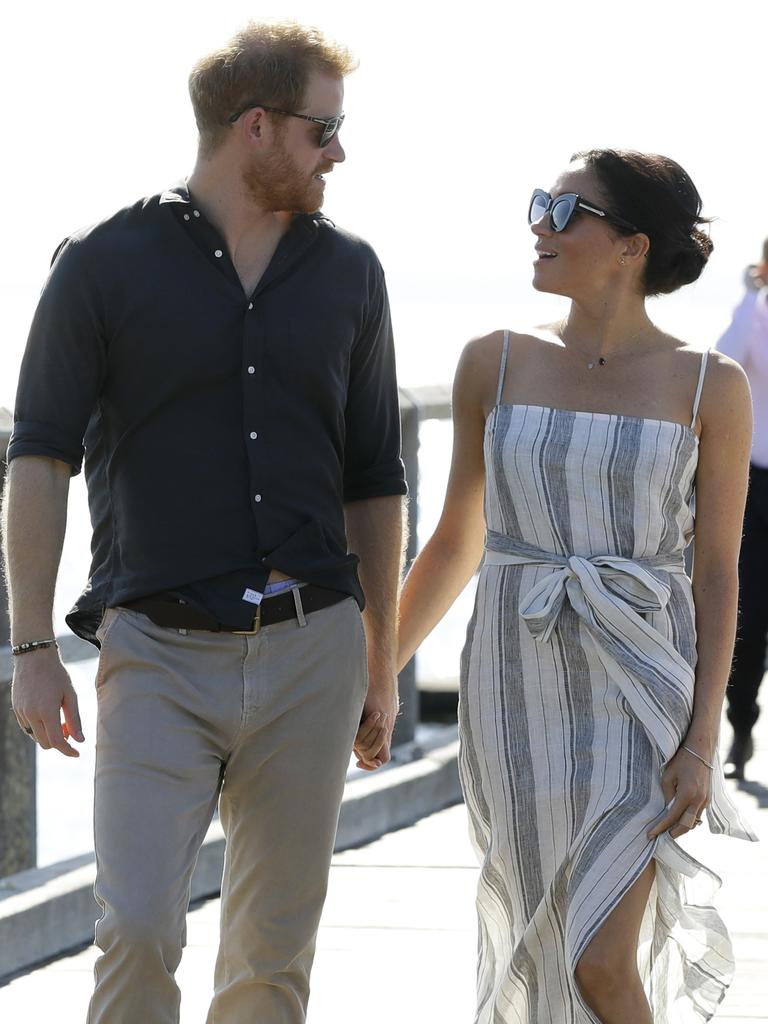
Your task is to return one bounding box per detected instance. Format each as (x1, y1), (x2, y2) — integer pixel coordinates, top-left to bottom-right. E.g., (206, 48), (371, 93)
(122, 585), (347, 633)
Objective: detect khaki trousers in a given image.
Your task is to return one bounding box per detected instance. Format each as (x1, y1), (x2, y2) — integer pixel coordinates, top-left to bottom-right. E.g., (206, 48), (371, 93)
(86, 596), (367, 1024)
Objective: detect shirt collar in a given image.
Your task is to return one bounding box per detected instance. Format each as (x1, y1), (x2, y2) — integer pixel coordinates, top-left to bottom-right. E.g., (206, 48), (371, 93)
(158, 180), (330, 232)
(159, 181), (191, 206)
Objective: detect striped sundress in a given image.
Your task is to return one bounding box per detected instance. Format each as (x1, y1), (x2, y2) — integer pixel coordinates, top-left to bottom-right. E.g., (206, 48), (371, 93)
(459, 333), (757, 1023)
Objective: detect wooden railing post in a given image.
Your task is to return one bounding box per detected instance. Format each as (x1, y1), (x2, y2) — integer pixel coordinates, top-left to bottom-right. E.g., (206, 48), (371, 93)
(393, 390), (420, 747)
(0, 407), (37, 875)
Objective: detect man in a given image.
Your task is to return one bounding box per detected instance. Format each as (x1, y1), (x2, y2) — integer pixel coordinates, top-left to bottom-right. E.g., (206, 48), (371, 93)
(716, 240), (768, 780)
(3, 21), (405, 1023)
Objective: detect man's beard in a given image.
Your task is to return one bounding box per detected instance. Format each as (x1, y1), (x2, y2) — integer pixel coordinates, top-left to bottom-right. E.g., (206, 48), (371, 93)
(243, 137), (325, 214)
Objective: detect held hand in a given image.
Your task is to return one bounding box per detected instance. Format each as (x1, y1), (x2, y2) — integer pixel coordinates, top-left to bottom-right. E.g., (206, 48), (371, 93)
(354, 674), (399, 772)
(11, 650), (84, 758)
(647, 746), (712, 840)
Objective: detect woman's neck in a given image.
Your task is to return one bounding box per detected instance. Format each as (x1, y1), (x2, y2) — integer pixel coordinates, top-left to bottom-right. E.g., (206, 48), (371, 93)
(558, 298), (658, 362)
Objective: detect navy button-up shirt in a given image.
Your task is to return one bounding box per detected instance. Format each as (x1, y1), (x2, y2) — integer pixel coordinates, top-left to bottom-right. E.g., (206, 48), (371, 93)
(9, 183), (406, 643)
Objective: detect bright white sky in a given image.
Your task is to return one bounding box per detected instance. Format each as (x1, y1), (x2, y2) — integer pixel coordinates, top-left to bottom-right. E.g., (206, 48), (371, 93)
(1, 0), (766, 404)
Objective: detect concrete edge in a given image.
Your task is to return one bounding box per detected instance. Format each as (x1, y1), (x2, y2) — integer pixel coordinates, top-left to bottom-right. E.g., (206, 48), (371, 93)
(0, 731), (461, 982)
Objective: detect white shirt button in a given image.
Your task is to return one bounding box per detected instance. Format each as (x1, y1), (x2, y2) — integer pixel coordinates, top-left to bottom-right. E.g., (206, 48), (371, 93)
(254, 494), (262, 503)
(248, 302), (253, 310)
(183, 213), (190, 221)
(214, 249), (223, 258)
(193, 210), (200, 218)
(247, 366), (255, 374)
(250, 431), (258, 440)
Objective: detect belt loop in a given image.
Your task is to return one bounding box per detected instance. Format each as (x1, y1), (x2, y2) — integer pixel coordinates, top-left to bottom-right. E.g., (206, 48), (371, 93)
(292, 586), (307, 628)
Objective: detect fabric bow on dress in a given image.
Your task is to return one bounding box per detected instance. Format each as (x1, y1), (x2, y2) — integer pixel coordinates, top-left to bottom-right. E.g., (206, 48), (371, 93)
(484, 530), (755, 842)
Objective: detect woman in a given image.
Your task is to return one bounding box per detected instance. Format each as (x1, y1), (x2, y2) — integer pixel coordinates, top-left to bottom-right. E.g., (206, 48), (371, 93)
(398, 149), (757, 1024)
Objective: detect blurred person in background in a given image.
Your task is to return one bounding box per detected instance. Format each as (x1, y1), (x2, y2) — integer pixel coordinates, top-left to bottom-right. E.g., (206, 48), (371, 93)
(715, 239), (768, 779)
(398, 150), (756, 1024)
(3, 21), (404, 1024)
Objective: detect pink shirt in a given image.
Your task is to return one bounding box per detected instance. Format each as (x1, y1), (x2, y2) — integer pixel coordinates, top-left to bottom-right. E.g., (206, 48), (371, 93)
(716, 286), (768, 468)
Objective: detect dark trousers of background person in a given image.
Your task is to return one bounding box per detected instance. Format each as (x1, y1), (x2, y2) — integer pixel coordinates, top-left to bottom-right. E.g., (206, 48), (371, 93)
(728, 464), (768, 741)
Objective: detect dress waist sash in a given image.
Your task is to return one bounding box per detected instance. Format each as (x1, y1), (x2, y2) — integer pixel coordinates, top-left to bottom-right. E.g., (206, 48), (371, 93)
(483, 530), (755, 841)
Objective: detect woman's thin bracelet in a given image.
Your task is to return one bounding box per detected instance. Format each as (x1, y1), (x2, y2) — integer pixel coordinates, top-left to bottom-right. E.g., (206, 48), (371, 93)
(681, 744), (715, 771)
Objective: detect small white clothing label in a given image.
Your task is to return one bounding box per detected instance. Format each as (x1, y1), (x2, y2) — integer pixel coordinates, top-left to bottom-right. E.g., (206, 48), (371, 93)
(242, 588), (264, 606)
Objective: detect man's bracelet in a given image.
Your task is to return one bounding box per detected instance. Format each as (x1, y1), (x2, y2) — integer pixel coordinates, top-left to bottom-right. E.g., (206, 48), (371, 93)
(11, 639), (59, 656)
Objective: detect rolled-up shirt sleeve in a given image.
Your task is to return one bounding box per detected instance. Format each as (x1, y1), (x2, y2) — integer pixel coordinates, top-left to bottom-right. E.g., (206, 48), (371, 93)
(343, 262), (407, 502)
(8, 237), (107, 473)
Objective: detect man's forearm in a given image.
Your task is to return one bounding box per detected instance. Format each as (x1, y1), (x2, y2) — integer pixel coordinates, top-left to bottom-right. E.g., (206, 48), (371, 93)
(344, 495), (406, 675)
(2, 456), (71, 643)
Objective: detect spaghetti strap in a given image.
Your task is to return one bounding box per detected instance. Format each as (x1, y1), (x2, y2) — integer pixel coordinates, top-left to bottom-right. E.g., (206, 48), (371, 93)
(690, 348), (711, 428)
(496, 330), (510, 406)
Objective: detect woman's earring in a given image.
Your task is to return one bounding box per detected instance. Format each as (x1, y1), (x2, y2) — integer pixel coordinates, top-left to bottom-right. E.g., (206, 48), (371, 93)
(619, 257), (626, 266)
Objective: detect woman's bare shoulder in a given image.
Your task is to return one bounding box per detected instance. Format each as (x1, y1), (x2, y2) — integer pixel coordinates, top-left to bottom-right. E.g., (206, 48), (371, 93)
(670, 341), (749, 393)
(706, 346), (749, 380)
(702, 348), (751, 410)
(664, 343), (751, 441)
(456, 326), (561, 418)
(460, 324), (561, 369)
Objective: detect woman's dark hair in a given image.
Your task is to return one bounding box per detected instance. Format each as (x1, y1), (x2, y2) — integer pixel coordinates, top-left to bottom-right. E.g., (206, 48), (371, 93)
(571, 149), (713, 297)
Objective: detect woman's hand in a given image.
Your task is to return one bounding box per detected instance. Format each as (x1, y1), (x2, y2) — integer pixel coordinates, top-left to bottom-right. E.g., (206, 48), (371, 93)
(353, 673), (400, 771)
(647, 746), (712, 840)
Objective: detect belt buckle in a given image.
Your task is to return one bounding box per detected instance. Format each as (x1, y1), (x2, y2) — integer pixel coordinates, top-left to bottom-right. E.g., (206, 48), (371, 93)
(232, 603), (262, 635)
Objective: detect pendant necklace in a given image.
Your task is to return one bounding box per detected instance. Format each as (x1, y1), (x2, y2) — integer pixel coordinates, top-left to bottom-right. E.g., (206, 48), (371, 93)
(560, 322), (650, 371)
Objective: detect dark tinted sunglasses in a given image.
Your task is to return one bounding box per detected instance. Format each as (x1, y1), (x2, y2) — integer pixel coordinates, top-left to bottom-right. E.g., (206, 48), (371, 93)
(228, 102), (344, 148)
(528, 188), (638, 233)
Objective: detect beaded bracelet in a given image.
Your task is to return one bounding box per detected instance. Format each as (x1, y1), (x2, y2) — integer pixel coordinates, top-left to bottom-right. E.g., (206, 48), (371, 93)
(681, 744), (715, 771)
(11, 639), (58, 656)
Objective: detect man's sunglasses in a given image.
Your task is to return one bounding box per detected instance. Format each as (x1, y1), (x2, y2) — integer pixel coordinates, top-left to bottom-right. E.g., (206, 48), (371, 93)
(528, 189), (638, 234)
(228, 102), (344, 148)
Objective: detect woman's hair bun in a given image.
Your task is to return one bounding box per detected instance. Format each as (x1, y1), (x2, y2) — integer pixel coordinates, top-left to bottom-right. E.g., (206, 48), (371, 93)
(571, 149), (714, 296)
(664, 226), (714, 292)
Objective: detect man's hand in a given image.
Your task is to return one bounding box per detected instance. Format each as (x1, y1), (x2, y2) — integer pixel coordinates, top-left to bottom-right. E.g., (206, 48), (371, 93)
(12, 650), (84, 757)
(344, 493), (405, 772)
(353, 673), (399, 771)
